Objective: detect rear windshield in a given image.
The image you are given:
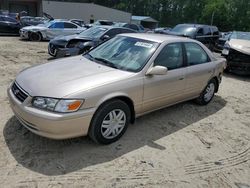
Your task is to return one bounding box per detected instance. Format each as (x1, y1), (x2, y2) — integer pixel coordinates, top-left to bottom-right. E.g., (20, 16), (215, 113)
(79, 27), (108, 38)
(171, 25), (196, 36)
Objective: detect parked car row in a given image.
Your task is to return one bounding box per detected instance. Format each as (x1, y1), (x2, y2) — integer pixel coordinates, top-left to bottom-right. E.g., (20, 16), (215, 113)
(1, 10), (249, 76)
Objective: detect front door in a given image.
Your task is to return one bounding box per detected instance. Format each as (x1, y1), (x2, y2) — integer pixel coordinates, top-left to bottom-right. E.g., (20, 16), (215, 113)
(143, 43), (187, 113)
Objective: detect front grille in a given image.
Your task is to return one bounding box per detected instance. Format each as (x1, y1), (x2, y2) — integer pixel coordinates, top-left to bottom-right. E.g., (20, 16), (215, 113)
(229, 49), (250, 63)
(11, 82), (28, 102)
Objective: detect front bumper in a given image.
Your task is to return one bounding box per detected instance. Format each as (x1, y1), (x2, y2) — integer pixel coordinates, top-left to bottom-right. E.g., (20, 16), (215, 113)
(224, 49), (250, 75)
(19, 30), (29, 39)
(48, 43), (80, 58)
(7, 85), (95, 139)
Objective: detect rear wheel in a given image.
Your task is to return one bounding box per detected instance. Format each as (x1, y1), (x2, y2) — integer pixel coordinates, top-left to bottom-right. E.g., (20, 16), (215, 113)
(29, 32), (42, 41)
(88, 99), (131, 144)
(196, 79), (217, 105)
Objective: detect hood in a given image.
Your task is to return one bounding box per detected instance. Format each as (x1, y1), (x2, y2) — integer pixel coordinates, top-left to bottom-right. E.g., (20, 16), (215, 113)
(22, 25), (47, 31)
(228, 39), (250, 55)
(52, 34), (93, 43)
(16, 56), (134, 98)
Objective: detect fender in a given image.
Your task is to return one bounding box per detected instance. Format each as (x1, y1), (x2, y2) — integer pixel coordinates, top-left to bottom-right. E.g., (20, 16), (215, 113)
(96, 92), (131, 109)
(78, 41), (94, 50)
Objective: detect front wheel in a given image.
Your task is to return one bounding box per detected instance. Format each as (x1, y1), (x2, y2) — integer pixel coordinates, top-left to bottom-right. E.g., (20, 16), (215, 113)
(88, 100), (131, 144)
(29, 32), (42, 41)
(196, 79), (217, 105)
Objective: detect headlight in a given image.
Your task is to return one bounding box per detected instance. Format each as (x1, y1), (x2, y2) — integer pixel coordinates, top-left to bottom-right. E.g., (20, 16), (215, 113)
(224, 43), (230, 49)
(32, 97), (84, 113)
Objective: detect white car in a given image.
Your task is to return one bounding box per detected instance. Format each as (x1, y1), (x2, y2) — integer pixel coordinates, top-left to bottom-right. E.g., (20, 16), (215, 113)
(222, 31), (250, 75)
(19, 20), (86, 41)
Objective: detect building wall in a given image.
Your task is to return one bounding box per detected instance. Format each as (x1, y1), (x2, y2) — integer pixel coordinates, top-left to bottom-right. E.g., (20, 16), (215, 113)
(0, 0), (42, 16)
(42, 1), (131, 23)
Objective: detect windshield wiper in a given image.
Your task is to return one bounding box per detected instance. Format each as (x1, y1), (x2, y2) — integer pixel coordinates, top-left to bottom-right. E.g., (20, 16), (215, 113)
(94, 57), (119, 69)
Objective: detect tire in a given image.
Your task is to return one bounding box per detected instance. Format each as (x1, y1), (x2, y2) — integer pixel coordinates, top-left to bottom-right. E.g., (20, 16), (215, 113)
(88, 99), (131, 144)
(29, 32), (42, 41)
(79, 46), (91, 55)
(196, 79), (217, 105)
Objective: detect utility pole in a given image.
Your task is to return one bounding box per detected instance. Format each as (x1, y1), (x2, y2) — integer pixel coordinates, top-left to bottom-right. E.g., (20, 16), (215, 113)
(211, 11), (215, 25)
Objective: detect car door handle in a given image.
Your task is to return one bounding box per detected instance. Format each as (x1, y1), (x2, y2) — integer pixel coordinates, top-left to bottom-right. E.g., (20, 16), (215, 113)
(179, 77), (184, 80)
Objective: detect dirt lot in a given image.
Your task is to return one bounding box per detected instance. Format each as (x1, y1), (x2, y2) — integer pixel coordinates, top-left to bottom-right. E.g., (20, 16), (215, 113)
(0, 37), (249, 188)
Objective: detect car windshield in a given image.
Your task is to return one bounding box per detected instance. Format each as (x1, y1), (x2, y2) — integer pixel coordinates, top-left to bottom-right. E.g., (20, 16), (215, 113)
(79, 27), (108, 38)
(171, 25), (196, 36)
(86, 36), (158, 72)
(230, 32), (250, 41)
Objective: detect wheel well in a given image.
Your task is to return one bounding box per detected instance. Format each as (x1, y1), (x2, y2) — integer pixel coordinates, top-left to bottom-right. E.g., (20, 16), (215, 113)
(28, 31), (42, 40)
(212, 76), (219, 93)
(98, 96), (136, 124)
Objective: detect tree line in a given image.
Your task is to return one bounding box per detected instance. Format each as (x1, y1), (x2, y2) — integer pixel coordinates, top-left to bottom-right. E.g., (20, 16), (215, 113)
(55, 0), (250, 31)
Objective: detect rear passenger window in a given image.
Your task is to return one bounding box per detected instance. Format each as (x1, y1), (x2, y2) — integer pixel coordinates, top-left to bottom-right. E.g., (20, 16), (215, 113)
(120, 28), (135, 34)
(197, 28), (204, 36)
(105, 29), (121, 37)
(154, 43), (183, 70)
(184, 43), (210, 65)
(203, 27), (211, 35)
(49, 22), (64, 29)
(64, 22), (77, 28)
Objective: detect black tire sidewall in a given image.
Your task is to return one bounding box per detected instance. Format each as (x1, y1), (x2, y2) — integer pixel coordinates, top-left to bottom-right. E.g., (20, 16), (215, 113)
(29, 32), (42, 41)
(197, 79), (216, 105)
(89, 100), (131, 144)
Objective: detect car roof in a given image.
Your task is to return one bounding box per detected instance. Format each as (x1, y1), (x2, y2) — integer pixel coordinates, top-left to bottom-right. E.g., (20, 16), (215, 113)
(176, 23), (218, 29)
(119, 33), (196, 43)
(94, 25), (134, 30)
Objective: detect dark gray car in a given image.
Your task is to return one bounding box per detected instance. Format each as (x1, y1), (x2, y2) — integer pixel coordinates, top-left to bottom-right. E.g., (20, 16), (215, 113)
(48, 26), (137, 58)
(166, 24), (219, 51)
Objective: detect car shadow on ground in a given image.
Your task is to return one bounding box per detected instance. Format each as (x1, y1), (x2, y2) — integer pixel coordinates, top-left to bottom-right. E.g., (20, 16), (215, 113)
(4, 95), (227, 176)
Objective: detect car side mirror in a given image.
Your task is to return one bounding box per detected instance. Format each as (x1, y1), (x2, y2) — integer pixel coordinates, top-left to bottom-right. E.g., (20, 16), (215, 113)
(102, 35), (110, 41)
(146, 66), (168, 75)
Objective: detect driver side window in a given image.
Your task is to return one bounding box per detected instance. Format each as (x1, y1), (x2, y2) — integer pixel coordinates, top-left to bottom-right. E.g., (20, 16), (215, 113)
(154, 43), (183, 70)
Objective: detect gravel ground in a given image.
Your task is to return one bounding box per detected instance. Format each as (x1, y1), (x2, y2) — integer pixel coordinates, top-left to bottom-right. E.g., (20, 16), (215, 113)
(0, 37), (249, 188)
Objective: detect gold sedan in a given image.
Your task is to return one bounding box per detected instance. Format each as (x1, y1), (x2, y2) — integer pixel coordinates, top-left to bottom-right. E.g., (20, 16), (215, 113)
(8, 33), (226, 144)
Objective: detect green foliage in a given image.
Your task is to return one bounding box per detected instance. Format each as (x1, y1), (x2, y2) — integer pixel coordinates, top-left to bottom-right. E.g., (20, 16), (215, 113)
(53, 0), (250, 31)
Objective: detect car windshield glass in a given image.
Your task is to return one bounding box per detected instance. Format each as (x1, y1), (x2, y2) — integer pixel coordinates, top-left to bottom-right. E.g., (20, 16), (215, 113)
(171, 25), (196, 36)
(231, 32), (250, 41)
(86, 36), (158, 72)
(79, 27), (108, 38)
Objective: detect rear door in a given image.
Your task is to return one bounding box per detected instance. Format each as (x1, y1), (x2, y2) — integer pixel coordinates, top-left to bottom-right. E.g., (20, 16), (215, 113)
(47, 22), (64, 39)
(143, 42), (187, 112)
(184, 42), (215, 97)
(63, 22), (81, 35)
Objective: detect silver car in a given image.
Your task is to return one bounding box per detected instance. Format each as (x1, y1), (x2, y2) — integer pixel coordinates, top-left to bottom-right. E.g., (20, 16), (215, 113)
(19, 20), (86, 41)
(8, 33), (226, 144)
